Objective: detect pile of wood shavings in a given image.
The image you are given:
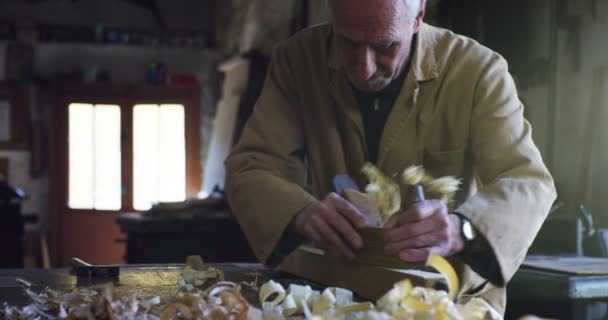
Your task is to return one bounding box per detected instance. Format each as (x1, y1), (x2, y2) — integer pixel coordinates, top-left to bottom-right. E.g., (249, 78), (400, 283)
(259, 254), (502, 320)
(1, 281), (258, 320)
(1, 256), (262, 320)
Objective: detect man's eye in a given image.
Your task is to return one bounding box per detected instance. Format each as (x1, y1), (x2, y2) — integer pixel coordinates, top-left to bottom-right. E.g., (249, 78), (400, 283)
(374, 42), (394, 51)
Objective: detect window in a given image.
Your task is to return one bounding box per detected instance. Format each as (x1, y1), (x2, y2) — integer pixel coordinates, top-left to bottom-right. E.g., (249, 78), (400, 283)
(68, 102), (190, 211)
(60, 85), (201, 213)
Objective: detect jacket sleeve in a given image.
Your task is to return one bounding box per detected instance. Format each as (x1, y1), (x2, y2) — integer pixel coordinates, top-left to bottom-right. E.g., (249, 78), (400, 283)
(455, 54), (557, 285)
(225, 45), (317, 264)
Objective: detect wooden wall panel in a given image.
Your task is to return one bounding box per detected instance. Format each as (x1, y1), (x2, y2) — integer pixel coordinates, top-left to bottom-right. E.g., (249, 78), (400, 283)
(551, 1), (608, 226)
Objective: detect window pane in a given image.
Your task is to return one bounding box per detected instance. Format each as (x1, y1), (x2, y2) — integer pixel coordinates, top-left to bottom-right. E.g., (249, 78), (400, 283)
(69, 103), (94, 209)
(68, 103), (121, 210)
(158, 105), (186, 203)
(133, 104), (186, 210)
(133, 105), (160, 211)
(94, 105), (121, 210)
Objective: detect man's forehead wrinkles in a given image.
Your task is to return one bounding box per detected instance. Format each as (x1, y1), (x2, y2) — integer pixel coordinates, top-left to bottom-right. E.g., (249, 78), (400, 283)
(336, 26), (401, 44)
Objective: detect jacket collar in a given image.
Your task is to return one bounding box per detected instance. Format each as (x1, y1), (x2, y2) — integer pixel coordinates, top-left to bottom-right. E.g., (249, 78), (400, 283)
(327, 22), (439, 82)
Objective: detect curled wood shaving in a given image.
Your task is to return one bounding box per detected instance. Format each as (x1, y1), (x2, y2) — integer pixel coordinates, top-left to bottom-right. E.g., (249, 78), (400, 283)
(363, 164), (463, 223)
(402, 166), (432, 186)
(427, 176), (462, 205)
(426, 254), (459, 301)
(180, 265), (224, 288)
(259, 280), (286, 308)
(361, 163), (402, 222)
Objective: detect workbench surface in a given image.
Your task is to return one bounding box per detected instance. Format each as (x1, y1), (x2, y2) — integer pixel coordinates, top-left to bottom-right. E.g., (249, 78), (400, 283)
(510, 267), (608, 300)
(6, 261), (607, 319)
(0, 264), (317, 306)
(507, 265), (608, 319)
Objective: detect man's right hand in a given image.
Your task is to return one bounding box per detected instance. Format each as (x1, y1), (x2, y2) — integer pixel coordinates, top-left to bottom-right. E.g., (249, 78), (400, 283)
(292, 192), (369, 260)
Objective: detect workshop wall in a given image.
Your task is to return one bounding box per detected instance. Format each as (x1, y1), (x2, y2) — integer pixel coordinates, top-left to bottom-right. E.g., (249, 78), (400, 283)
(0, 45), (48, 223)
(215, 0), (326, 55)
(550, 0), (608, 227)
(448, 0), (608, 228)
(489, 0), (608, 228)
(0, 0), (214, 33)
(4, 0), (606, 241)
(0, 0), (322, 226)
(215, 0), (296, 55)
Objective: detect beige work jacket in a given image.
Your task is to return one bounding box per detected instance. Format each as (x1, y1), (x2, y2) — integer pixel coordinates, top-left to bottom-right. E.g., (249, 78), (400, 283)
(225, 22), (556, 314)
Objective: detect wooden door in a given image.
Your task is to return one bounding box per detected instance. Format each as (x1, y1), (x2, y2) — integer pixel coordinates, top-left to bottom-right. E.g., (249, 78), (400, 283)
(49, 83), (201, 266)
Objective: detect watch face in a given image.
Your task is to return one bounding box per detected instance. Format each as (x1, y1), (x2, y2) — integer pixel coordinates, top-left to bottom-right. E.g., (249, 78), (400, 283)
(462, 218), (476, 241)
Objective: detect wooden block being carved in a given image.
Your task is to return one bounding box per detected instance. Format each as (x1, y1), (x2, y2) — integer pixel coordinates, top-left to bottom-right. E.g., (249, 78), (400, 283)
(356, 227), (426, 270)
(343, 189), (383, 227)
(341, 190), (423, 269)
(279, 245), (445, 301)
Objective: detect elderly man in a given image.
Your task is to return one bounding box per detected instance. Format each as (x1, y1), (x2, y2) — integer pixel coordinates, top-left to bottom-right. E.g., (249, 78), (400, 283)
(225, 0), (556, 314)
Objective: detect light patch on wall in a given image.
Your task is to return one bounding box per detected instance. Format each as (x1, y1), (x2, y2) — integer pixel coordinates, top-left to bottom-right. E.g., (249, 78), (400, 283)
(202, 58), (249, 196)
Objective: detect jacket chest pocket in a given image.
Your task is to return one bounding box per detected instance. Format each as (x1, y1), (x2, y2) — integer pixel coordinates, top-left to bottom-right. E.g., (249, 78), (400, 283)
(422, 148), (465, 179)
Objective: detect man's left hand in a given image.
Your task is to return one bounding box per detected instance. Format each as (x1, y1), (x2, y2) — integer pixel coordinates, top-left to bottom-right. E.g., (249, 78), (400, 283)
(383, 200), (464, 262)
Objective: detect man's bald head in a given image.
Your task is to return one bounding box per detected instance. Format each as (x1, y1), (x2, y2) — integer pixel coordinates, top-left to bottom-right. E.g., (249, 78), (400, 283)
(329, 0), (421, 23)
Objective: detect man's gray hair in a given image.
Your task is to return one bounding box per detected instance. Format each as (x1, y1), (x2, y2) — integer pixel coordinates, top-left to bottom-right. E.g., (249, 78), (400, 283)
(402, 0), (421, 21)
(327, 0), (422, 22)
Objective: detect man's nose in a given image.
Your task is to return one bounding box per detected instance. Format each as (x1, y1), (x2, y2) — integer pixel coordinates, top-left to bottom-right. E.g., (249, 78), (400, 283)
(357, 46), (376, 80)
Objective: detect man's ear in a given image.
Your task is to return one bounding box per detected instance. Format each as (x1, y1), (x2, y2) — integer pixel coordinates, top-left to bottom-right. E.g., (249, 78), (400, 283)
(413, 0), (426, 33)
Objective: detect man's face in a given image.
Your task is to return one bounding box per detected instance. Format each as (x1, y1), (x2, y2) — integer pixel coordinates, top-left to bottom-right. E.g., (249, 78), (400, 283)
(331, 0), (423, 92)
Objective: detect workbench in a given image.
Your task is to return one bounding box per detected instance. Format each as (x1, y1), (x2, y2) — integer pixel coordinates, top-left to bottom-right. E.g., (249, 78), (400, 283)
(5, 262), (608, 320)
(117, 210), (256, 264)
(0, 264), (318, 307)
(508, 266), (608, 320)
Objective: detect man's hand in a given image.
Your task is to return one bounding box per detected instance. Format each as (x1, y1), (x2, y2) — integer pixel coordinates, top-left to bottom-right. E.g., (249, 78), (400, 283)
(383, 200), (464, 261)
(293, 192), (369, 259)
